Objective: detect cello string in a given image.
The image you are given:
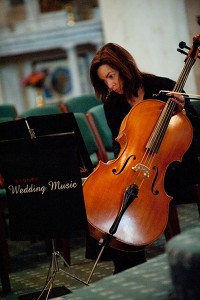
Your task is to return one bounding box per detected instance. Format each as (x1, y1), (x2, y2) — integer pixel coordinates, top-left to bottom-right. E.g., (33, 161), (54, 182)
(140, 57), (193, 174)
(173, 57), (194, 92)
(132, 56), (195, 187)
(152, 57), (192, 155)
(150, 57), (194, 160)
(141, 100), (176, 180)
(136, 100), (171, 173)
(133, 90), (182, 187)
(154, 57), (192, 149)
(146, 100), (175, 158)
(140, 41), (198, 187)
(174, 58), (194, 91)
(147, 42), (197, 172)
(133, 47), (197, 197)
(159, 57), (194, 137)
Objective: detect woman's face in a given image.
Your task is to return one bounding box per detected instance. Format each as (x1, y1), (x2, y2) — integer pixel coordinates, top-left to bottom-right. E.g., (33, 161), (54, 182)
(97, 64), (123, 94)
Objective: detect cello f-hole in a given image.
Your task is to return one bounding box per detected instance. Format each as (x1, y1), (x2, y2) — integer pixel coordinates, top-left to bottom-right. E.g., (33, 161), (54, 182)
(112, 154), (136, 175)
(152, 166), (159, 195)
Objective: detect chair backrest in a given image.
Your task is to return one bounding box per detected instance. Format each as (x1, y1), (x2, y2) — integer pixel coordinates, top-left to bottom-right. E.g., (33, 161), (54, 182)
(74, 112), (105, 167)
(86, 104), (115, 162)
(19, 104), (63, 118)
(64, 94), (101, 113)
(0, 104), (18, 119)
(0, 117), (15, 123)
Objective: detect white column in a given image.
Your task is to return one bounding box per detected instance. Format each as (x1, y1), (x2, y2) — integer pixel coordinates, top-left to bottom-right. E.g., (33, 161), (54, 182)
(24, 0), (40, 21)
(0, 64), (24, 113)
(64, 45), (82, 96)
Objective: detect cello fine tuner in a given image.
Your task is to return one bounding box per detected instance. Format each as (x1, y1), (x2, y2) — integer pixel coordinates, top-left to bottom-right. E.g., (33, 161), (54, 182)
(152, 90), (200, 101)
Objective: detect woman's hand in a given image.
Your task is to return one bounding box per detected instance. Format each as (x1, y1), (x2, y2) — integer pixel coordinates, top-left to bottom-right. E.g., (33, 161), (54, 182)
(167, 92), (185, 113)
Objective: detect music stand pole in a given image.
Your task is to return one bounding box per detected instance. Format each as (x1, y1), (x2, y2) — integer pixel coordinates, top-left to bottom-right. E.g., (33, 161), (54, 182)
(36, 239), (88, 300)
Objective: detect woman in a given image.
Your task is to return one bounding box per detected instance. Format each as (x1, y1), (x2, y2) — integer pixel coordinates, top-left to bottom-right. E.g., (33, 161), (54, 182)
(88, 43), (200, 274)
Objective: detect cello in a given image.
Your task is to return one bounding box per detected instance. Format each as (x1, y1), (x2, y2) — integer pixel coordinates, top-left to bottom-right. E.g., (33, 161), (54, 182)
(83, 35), (200, 252)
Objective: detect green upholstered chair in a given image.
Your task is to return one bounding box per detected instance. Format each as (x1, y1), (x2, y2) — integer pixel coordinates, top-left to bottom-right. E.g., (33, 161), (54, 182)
(19, 104), (63, 118)
(86, 104), (115, 162)
(64, 94), (102, 114)
(74, 112), (105, 167)
(166, 227), (200, 299)
(0, 117), (15, 123)
(0, 104), (18, 120)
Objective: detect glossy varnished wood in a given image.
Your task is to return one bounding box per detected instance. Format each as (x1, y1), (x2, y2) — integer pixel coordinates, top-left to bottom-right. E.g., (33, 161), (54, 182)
(83, 100), (193, 251)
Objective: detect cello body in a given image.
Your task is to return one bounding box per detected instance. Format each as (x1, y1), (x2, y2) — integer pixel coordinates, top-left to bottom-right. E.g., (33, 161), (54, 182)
(83, 100), (193, 251)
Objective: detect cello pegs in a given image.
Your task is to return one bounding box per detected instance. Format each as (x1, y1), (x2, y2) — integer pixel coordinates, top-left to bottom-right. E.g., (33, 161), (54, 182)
(177, 48), (188, 56)
(177, 41), (189, 56)
(179, 41), (190, 50)
(177, 48), (200, 59)
(178, 41), (200, 59)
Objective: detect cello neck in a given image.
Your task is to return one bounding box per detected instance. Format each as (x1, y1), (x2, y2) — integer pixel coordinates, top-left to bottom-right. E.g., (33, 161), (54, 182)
(172, 55), (196, 93)
(146, 35), (200, 153)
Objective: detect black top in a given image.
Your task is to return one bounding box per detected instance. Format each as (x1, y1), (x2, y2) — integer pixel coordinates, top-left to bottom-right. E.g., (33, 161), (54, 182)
(104, 74), (200, 202)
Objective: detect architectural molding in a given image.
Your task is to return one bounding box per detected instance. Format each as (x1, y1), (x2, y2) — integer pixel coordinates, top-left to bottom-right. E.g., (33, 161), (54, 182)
(0, 19), (103, 57)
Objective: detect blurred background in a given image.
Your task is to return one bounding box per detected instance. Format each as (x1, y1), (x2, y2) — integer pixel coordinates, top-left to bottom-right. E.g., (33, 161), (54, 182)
(0, 0), (199, 114)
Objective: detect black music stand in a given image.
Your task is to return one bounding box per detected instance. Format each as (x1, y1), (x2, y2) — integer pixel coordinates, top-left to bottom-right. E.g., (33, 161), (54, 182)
(0, 114), (93, 299)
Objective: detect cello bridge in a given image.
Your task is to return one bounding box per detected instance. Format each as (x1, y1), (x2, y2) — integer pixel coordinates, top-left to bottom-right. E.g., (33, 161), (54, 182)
(132, 164), (150, 177)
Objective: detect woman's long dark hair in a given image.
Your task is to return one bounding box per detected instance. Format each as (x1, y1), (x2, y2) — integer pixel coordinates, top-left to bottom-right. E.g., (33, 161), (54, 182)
(90, 43), (144, 102)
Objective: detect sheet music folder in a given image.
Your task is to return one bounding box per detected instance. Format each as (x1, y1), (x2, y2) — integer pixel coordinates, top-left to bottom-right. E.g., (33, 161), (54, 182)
(0, 113), (92, 240)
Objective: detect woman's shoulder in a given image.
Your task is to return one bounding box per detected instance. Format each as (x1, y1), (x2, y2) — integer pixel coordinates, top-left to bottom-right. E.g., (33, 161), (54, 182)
(143, 73), (176, 99)
(143, 73), (176, 86)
